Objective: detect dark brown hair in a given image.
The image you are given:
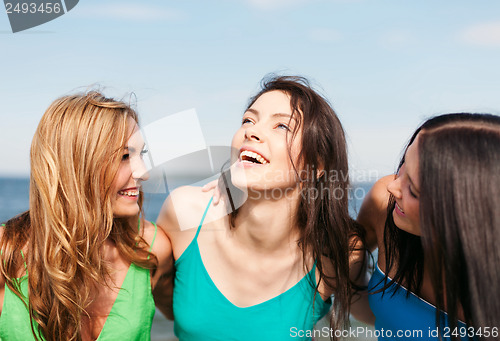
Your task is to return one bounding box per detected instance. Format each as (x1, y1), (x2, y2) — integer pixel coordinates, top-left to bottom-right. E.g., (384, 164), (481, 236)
(221, 75), (363, 336)
(383, 113), (500, 340)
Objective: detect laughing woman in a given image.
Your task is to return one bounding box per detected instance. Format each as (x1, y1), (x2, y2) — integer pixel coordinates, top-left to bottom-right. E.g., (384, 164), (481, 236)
(157, 76), (361, 340)
(354, 113), (500, 340)
(0, 92), (172, 340)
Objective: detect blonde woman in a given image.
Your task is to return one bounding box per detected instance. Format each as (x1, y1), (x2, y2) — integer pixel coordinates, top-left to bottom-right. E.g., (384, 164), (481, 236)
(0, 92), (173, 340)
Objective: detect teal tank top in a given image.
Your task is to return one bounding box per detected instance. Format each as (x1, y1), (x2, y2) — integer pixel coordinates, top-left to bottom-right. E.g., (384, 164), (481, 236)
(0, 222), (158, 340)
(368, 264), (476, 341)
(173, 198), (331, 341)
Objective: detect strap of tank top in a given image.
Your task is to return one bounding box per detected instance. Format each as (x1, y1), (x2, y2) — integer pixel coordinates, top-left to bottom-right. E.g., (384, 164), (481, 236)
(137, 219), (158, 254)
(149, 222), (158, 252)
(195, 197), (213, 240)
(20, 249), (27, 272)
(303, 260), (318, 289)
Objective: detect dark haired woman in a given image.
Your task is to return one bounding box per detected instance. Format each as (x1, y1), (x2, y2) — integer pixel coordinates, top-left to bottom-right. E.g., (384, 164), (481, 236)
(157, 75), (361, 340)
(353, 113), (500, 340)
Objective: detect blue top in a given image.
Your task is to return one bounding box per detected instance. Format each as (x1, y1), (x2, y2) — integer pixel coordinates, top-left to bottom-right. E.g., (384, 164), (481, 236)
(368, 264), (475, 341)
(173, 198), (331, 341)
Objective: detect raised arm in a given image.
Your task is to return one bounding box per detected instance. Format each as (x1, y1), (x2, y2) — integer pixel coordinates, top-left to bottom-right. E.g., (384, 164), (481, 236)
(348, 231), (375, 325)
(356, 175), (393, 252)
(141, 220), (174, 320)
(349, 175), (393, 325)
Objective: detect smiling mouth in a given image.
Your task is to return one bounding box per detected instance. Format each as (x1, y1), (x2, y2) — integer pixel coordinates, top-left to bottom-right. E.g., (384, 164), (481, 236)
(118, 189), (139, 197)
(395, 202), (405, 214)
(239, 150), (269, 165)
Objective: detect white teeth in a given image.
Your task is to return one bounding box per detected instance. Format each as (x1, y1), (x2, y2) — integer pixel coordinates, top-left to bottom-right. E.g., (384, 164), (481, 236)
(239, 150), (268, 164)
(119, 190), (139, 197)
(396, 202), (404, 213)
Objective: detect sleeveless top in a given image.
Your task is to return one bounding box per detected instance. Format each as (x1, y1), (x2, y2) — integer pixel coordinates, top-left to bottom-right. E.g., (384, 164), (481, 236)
(0, 222), (158, 340)
(368, 264), (476, 341)
(173, 198), (331, 341)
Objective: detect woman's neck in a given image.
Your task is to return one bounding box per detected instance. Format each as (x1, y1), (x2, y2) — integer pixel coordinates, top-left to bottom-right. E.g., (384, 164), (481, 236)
(231, 188), (301, 253)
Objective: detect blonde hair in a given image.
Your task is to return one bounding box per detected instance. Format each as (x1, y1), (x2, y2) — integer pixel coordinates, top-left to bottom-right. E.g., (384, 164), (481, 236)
(0, 92), (156, 340)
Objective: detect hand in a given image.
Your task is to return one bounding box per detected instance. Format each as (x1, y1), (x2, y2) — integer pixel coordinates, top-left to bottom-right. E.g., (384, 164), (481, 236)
(201, 179), (221, 205)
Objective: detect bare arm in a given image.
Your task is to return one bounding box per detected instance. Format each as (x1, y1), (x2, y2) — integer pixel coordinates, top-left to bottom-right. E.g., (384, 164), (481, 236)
(150, 227), (174, 320)
(141, 220), (174, 319)
(152, 194), (181, 320)
(348, 231), (375, 325)
(357, 175), (394, 252)
(349, 175), (394, 325)
(153, 186), (216, 319)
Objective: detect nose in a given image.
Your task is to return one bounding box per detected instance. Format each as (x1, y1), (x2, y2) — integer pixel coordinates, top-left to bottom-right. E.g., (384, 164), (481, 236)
(387, 174), (402, 199)
(131, 156), (150, 182)
(244, 124), (262, 142)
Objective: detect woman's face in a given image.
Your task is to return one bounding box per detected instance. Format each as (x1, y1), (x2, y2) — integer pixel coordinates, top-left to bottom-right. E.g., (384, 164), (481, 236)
(110, 118), (149, 217)
(230, 90), (302, 192)
(387, 134), (421, 235)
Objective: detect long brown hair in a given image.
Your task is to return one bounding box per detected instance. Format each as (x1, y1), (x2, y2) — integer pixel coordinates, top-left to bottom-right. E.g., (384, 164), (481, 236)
(221, 75), (362, 336)
(383, 113), (500, 340)
(0, 92), (156, 340)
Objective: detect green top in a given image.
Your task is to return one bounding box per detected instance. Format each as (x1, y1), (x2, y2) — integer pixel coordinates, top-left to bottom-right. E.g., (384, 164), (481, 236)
(0, 222), (157, 340)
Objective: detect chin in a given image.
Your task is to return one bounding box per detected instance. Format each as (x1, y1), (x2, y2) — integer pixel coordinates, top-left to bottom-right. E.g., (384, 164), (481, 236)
(229, 165), (249, 188)
(112, 206), (140, 218)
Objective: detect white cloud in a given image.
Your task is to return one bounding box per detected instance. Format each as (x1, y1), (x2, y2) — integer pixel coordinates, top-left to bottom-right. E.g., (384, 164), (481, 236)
(309, 28), (342, 42)
(73, 3), (185, 21)
(460, 22), (500, 47)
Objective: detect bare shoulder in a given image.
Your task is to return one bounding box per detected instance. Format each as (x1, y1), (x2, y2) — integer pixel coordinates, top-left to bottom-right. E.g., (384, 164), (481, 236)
(141, 220), (171, 259)
(157, 186), (215, 233)
(141, 219), (157, 243)
(357, 175), (394, 250)
(138, 220), (175, 319)
(364, 175), (393, 208)
(156, 186), (216, 260)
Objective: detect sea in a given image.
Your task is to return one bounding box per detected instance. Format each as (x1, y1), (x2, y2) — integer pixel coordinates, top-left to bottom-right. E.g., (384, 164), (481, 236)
(0, 176), (376, 341)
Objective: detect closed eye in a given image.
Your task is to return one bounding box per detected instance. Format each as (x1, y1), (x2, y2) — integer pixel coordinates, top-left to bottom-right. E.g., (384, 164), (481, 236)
(409, 186), (418, 198)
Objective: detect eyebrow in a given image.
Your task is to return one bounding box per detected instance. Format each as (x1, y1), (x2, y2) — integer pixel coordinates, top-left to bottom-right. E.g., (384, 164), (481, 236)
(124, 143), (145, 153)
(245, 108), (296, 121)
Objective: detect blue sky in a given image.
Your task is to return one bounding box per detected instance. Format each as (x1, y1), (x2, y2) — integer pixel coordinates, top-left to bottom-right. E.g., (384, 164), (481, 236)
(1, 0), (499, 179)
